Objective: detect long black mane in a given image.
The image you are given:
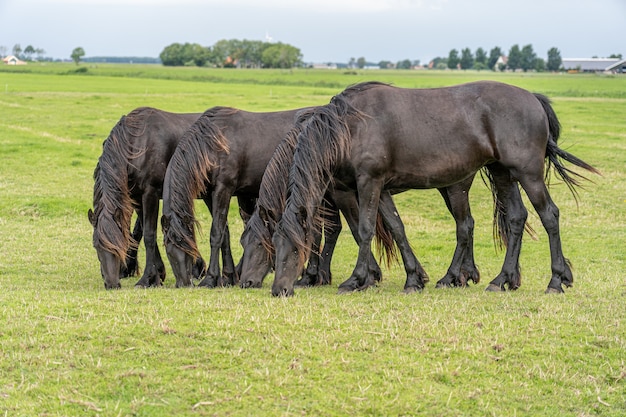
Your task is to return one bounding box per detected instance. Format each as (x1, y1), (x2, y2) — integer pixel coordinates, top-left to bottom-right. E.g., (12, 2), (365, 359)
(278, 83), (380, 262)
(162, 107), (232, 259)
(91, 107), (153, 262)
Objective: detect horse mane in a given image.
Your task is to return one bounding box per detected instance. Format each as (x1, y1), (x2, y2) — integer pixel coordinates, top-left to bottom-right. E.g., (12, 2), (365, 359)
(163, 107), (231, 259)
(91, 107), (156, 261)
(278, 87), (371, 264)
(245, 110), (316, 262)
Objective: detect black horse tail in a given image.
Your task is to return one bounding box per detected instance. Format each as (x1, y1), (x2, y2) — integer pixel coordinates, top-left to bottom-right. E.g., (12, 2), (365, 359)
(374, 212), (399, 268)
(163, 108), (230, 259)
(534, 93), (601, 200)
(484, 94), (600, 250)
(480, 169), (536, 250)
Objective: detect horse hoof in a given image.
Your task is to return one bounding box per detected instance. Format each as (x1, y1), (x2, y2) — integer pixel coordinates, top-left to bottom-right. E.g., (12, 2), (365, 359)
(485, 283), (504, 292)
(545, 287), (564, 294)
(337, 286), (356, 295)
(403, 286), (421, 294)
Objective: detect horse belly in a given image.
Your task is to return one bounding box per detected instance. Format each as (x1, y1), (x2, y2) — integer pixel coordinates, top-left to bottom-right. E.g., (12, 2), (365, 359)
(385, 140), (491, 189)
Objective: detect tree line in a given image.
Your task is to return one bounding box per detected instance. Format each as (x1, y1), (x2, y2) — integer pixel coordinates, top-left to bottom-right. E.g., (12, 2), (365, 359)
(160, 39), (302, 68)
(431, 45), (563, 72)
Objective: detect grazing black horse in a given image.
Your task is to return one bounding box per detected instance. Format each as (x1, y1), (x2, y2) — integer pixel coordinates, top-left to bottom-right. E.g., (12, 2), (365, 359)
(161, 106), (316, 288)
(239, 119), (482, 291)
(88, 107), (237, 289)
(271, 81), (599, 297)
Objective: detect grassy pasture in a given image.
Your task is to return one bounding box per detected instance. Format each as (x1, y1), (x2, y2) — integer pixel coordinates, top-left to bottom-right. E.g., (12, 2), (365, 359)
(0, 65), (625, 416)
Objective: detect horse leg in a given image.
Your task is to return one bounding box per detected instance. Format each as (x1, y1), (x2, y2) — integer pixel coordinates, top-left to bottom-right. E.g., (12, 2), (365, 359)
(334, 190), (383, 292)
(296, 220), (323, 287)
(337, 177), (385, 293)
(219, 222), (238, 286)
(135, 189), (165, 287)
(197, 193), (238, 285)
(122, 214), (143, 278)
(198, 184), (232, 288)
(485, 165), (528, 292)
(435, 177), (480, 288)
(376, 191), (428, 294)
(517, 175), (571, 293)
(317, 203), (341, 285)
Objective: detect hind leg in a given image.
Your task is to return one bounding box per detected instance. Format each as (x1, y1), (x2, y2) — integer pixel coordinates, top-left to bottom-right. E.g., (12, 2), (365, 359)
(485, 166), (528, 292)
(518, 177), (572, 293)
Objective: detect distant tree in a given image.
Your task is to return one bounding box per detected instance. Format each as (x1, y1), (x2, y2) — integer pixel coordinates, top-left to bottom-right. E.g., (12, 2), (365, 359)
(24, 45), (35, 60)
(546, 47), (562, 71)
(460, 48), (474, 69)
(0, 45), (7, 57)
(35, 48), (45, 61)
(609, 53), (623, 59)
(488, 46), (502, 70)
(447, 49), (459, 69)
(71, 47), (85, 65)
(261, 43), (302, 68)
(356, 57), (366, 69)
(160, 43), (184, 66)
(520, 44), (536, 72)
(430, 56), (447, 69)
(12, 44), (22, 58)
(534, 57), (546, 72)
(475, 47), (487, 66)
(188, 43), (210, 66)
(507, 44), (522, 71)
(396, 59), (412, 69)
(378, 60), (393, 69)
(348, 57), (356, 68)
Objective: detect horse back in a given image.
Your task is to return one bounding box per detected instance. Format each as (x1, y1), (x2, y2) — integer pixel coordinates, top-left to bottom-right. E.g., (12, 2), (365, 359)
(346, 81), (548, 189)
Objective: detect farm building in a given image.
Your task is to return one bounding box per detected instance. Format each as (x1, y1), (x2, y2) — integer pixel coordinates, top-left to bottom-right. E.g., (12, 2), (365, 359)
(2, 55), (27, 65)
(561, 58), (625, 73)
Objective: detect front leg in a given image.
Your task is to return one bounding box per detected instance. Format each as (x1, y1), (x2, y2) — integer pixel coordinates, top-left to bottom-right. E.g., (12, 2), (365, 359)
(199, 185), (232, 288)
(121, 215), (143, 278)
(135, 190), (166, 287)
(377, 191), (427, 293)
(337, 178), (383, 294)
(435, 178), (480, 288)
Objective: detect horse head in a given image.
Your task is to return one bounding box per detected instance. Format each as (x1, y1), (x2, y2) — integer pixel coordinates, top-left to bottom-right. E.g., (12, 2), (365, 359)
(88, 208), (124, 289)
(161, 214), (196, 287)
(239, 206), (276, 289)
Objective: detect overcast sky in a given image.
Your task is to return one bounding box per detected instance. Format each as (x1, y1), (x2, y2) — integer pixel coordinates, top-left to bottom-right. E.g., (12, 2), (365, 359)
(1, 0), (624, 63)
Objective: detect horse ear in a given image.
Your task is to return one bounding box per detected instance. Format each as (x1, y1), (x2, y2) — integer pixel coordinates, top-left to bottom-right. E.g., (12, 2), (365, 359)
(87, 209), (96, 226)
(161, 215), (170, 232)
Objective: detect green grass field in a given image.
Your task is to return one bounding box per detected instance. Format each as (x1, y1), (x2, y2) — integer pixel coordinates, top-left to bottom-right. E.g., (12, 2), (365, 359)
(0, 64), (625, 416)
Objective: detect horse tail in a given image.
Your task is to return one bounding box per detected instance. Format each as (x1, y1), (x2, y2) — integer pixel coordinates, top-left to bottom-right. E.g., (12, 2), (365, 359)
(374, 212), (399, 268)
(92, 109), (150, 262)
(164, 108), (230, 259)
(480, 169), (536, 250)
(534, 93), (601, 200)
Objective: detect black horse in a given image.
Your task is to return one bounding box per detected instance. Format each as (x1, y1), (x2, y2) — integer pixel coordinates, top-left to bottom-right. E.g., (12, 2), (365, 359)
(271, 81), (599, 297)
(239, 119), (482, 291)
(161, 106), (316, 288)
(88, 107), (239, 289)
